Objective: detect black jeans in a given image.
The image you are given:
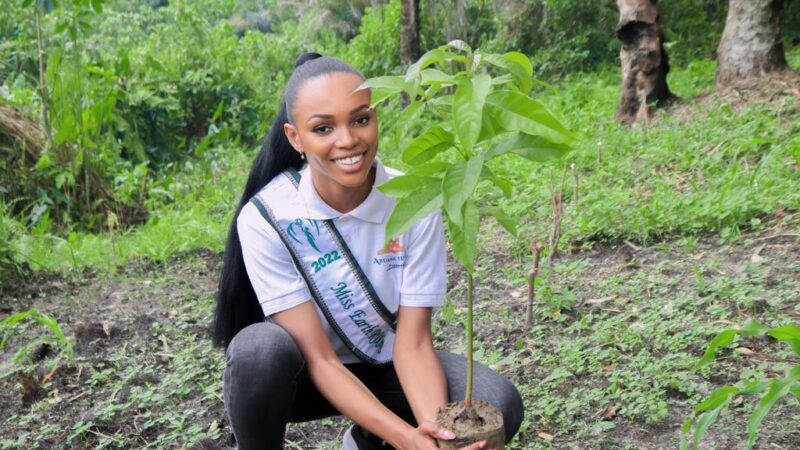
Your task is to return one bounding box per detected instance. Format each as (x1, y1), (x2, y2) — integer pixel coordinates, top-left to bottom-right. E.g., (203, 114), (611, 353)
(223, 322), (524, 449)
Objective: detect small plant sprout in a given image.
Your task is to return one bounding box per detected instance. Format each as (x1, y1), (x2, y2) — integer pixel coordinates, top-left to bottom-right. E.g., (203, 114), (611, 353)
(681, 320), (800, 450)
(527, 238), (542, 328)
(362, 40), (575, 447)
(547, 164), (568, 266)
(0, 309), (74, 371)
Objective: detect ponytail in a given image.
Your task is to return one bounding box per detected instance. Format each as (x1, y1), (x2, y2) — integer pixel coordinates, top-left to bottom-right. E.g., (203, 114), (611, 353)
(212, 101), (302, 348)
(213, 52), (364, 348)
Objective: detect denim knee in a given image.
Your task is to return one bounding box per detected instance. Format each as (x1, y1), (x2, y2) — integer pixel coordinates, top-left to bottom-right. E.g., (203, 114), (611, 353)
(223, 321), (306, 449)
(224, 321), (304, 378)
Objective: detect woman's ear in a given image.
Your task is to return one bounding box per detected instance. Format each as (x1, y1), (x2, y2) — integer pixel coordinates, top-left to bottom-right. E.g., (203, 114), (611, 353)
(283, 123), (303, 153)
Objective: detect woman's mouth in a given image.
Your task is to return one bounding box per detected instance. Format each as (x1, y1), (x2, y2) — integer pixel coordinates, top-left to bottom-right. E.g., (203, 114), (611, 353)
(332, 151), (367, 166)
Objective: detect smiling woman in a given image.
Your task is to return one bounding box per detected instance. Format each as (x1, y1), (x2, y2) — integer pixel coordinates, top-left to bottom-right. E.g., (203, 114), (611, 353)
(212, 54), (523, 450)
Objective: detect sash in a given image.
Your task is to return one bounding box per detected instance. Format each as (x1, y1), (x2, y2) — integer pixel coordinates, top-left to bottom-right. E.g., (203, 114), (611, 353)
(249, 168), (396, 367)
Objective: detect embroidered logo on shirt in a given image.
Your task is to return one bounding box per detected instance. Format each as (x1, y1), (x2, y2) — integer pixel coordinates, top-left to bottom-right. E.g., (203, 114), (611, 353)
(377, 238), (404, 255)
(287, 218), (322, 253)
(373, 238), (407, 271)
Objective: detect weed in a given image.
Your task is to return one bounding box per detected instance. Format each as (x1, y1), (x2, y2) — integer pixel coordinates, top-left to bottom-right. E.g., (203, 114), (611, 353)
(0, 308), (73, 372)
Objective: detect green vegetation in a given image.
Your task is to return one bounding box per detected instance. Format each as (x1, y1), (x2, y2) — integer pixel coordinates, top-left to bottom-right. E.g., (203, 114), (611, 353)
(1, 0), (799, 449)
(682, 321), (800, 450)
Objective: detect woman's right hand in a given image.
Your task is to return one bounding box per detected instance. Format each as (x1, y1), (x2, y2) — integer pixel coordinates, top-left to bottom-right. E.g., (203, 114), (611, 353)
(401, 421), (491, 450)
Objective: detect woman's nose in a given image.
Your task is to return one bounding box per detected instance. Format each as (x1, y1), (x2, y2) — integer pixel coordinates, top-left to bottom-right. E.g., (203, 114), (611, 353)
(335, 126), (358, 148)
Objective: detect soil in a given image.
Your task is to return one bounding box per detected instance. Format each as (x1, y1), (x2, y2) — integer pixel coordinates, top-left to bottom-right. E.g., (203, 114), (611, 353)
(1, 219), (799, 449)
(436, 400), (505, 449)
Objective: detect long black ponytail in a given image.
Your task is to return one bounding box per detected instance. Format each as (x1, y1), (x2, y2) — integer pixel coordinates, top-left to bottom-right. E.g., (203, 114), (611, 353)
(213, 52), (365, 348)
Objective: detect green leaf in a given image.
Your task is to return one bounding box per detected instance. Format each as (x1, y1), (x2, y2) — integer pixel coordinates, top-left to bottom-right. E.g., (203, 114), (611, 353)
(378, 175), (439, 198)
(739, 380), (772, 395)
(453, 74), (491, 152)
(694, 386), (738, 413)
(767, 324), (800, 341)
(486, 133), (572, 162)
(35, 153), (53, 171)
(504, 51), (534, 78)
(484, 176), (512, 198)
(484, 52), (533, 92)
(740, 320), (770, 336)
(90, 0), (103, 13)
(680, 419), (692, 450)
(407, 161), (450, 177)
(420, 68), (455, 86)
(358, 75), (405, 92)
(397, 100), (425, 124)
(485, 90), (577, 145)
(404, 48), (448, 95)
(448, 200), (479, 272)
(442, 157), (483, 228)
(445, 39), (472, 53)
(788, 339), (800, 356)
(402, 126), (455, 166)
(692, 329), (738, 372)
(746, 366), (800, 449)
(385, 184), (443, 239)
(482, 206), (517, 236)
(693, 394), (732, 450)
(791, 385), (800, 404)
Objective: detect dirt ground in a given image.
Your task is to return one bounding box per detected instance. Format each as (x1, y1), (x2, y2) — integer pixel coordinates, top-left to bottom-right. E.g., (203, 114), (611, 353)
(1, 219), (799, 449)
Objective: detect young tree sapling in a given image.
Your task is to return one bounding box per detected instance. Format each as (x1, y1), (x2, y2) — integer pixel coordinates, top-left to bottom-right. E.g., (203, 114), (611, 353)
(361, 40), (576, 447)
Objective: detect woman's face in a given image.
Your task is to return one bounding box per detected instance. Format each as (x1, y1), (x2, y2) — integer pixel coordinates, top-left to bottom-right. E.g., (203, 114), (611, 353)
(284, 72), (378, 209)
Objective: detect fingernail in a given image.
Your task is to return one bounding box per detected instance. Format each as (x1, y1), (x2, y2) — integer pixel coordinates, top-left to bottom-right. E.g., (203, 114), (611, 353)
(443, 430), (456, 439)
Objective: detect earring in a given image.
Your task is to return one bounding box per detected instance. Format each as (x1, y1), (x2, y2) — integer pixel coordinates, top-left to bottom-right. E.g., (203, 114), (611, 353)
(299, 152), (305, 160)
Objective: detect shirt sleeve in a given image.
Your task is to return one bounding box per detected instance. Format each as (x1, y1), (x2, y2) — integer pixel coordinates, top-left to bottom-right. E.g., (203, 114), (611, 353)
(399, 210), (447, 307)
(237, 202), (312, 317)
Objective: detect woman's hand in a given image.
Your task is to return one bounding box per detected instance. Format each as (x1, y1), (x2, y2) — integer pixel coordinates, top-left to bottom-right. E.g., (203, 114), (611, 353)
(401, 420), (490, 450)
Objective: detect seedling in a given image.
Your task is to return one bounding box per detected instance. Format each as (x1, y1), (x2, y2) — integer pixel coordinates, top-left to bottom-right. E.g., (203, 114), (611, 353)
(681, 320), (800, 450)
(527, 238), (542, 327)
(362, 40), (575, 447)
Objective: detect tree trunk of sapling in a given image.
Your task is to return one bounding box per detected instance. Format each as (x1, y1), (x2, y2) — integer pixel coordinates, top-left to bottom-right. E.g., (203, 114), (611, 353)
(436, 272), (505, 448)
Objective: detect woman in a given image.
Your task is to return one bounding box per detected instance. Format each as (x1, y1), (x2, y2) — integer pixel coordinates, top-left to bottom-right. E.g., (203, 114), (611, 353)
(213, 53), (523, 450)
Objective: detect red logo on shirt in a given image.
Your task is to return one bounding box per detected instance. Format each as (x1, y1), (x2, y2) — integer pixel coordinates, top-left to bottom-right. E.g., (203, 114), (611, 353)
(378, 238), (404, 255)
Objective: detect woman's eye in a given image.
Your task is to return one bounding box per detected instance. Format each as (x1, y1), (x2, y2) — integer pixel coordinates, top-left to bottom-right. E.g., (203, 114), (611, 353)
(354, 116), (370, 126)
(313, 125), (332, 134)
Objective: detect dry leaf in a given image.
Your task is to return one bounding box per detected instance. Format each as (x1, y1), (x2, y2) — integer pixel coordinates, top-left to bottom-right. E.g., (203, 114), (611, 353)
(537, 432), (554, 441)
(206, 420), (219, 436)
(159, 334), (171, 353)
(600, 403), (617, 420)
(735, 347), (755, 356)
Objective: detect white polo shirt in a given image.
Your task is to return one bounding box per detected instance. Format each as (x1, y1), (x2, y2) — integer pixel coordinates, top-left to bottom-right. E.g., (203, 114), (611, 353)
(237, 158), (447, 363)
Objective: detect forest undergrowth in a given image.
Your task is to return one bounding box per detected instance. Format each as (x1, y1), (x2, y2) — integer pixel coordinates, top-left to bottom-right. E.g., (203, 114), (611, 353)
(1, 52), (798, 448)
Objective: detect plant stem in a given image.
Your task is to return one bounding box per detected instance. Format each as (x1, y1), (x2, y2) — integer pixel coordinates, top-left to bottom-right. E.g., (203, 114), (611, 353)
(34, 9), (54, 152)
(465, 270), (474, 405)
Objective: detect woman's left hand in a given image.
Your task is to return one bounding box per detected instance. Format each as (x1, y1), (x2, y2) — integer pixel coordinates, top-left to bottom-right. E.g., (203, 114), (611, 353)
(401, 421), (488, 450)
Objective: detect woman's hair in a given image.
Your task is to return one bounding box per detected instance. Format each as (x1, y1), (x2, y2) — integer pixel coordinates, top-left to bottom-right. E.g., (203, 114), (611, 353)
(213, 53), (365, 348)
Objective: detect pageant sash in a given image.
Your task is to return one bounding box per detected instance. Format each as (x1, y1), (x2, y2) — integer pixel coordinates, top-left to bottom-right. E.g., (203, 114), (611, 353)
(249, 168), (396, 366)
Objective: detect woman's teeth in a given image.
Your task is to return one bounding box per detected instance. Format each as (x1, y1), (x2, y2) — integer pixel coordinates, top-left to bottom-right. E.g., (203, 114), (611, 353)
(333, 153), (364, 165)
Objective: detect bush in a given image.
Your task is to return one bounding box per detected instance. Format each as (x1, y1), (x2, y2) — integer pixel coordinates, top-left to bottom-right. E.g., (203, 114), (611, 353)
(344, 0), (402, 77)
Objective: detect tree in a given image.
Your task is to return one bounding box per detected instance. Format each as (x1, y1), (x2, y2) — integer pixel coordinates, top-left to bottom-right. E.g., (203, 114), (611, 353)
(399, 0), (420, 65)
(361, 39), (575, 448)
(716, 0), (788, 90)
(615, 0), (674, 125)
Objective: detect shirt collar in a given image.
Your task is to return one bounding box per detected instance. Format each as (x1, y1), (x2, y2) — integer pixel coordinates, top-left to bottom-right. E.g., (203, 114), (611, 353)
(297, 157), (393, 224)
